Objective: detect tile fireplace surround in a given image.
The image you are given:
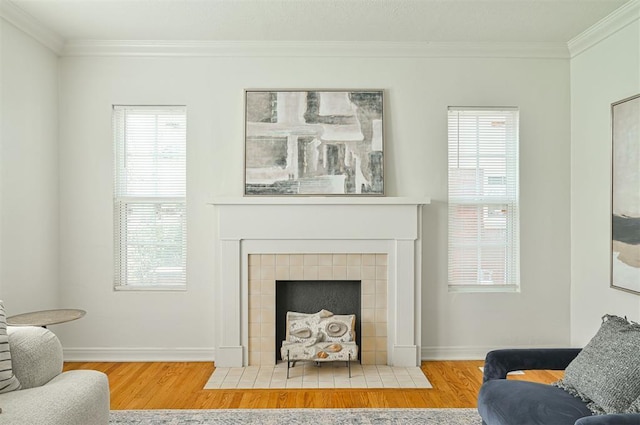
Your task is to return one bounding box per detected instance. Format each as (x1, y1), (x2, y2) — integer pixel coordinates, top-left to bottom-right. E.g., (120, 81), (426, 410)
(212, 197), (430, 368)
(249, 253), (387, 366)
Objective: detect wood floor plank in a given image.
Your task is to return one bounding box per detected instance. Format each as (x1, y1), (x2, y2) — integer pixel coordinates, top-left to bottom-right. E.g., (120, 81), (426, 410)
(63, 360), (562, 410)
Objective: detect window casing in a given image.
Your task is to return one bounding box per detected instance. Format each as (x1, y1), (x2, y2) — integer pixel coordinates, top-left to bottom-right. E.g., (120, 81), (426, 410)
(113, 106), (187, 290)
(447, 107), (520, 291)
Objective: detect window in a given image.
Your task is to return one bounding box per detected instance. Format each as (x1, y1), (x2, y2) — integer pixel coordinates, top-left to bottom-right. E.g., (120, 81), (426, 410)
(447, 107), (519, 291)
(113, 106), (187, 290)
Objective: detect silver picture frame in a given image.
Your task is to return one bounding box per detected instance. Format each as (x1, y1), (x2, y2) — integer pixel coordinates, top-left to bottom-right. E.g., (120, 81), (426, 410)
(244, 89), (384, 196)
(611, 93), (640, 295)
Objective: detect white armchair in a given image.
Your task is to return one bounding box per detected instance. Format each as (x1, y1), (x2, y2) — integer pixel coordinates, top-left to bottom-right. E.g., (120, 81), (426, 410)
(281, 310), (359, 378)
(0, 326), (110, 425)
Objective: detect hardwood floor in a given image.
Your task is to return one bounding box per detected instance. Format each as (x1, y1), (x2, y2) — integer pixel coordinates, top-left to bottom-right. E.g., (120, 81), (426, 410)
(63, 361), (564, 410)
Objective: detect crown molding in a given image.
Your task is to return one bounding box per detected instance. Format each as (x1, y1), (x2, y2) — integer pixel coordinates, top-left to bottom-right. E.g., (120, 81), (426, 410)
(2, 0), (633, 60)
(62, 40), (569, 59)
(0, 0), (570, 61)
(0, 0), (64, 54)
(568, 0), (640, 58)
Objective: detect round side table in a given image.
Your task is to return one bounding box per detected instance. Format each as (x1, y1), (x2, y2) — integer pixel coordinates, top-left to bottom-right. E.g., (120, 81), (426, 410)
(7, 309), (86, 328)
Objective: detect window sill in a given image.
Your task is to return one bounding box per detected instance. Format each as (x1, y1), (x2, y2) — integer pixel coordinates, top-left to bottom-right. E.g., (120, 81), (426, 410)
(114, 285), (187, 292)
(448, 284), (520, 294)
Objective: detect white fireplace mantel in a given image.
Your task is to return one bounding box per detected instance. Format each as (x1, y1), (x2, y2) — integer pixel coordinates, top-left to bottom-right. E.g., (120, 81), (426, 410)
(212, 197), (430, 368)
(212, 197), (430, 205)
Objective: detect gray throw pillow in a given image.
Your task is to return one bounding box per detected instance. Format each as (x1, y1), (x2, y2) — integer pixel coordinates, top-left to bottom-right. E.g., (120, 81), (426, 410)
(554, 315), (640, 414)
(628, 396), (640, 414)
(0, 301), (21, 394)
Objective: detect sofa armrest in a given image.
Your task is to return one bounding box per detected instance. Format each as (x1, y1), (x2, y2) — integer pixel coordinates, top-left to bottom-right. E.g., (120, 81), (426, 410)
(8, 326), (63, 389)
(0, 370), (109, 425)
(575, 413), (640, 425)
(483, 348), (581, 382)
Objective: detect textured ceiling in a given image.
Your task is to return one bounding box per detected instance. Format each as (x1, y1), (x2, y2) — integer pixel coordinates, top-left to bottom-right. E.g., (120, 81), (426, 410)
(7, 0), (631, 43)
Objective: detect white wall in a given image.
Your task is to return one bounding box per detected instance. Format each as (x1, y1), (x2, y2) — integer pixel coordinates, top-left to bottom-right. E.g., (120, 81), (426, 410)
(421, 58), (572, 358)
(0, 19), (59, 315)
(570, 18), (640, 346)
(56, 51), (571, 359)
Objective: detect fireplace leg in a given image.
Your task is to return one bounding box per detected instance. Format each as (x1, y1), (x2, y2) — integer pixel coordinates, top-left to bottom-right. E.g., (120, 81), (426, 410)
(287, 350), (290, 379)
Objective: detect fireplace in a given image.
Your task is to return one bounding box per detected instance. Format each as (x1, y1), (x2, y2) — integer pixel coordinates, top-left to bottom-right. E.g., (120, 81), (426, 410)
(250, 254), (385, 366)
(212, 197), (430, 368)
(275, 279), (362, 362)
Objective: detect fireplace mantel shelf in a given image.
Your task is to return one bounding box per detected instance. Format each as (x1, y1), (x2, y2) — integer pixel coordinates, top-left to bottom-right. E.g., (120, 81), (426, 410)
(211, 196), (430, 206)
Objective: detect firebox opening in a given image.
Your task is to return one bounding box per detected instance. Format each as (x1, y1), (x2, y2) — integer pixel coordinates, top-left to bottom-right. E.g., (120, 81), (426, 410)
(275, 280), (361, 362)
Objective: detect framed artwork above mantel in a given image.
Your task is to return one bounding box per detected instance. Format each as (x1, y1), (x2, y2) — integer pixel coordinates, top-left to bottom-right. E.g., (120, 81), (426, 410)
(244, 89), (384, 196)
(611, 93), (640, 295)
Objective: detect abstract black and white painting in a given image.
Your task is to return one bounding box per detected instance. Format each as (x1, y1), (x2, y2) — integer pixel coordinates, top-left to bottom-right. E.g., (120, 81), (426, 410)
(611, 93), (640, 294)
(244, 90), (384, 196)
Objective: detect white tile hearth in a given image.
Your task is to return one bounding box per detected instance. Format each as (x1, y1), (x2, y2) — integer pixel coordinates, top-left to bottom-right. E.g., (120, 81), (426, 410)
(204, 363), (432, 390)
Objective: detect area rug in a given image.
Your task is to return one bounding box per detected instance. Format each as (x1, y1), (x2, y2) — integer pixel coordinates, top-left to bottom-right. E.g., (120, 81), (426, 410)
(109, 408), (482, 424)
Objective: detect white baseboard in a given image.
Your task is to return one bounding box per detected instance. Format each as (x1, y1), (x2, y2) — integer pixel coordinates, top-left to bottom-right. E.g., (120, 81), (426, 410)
(420, 344), (569, 361)
(63, 347), (215, 362)
(421, 346), (491, 361)
(64, 345), (567, 362)
(393, 345), (419, 367)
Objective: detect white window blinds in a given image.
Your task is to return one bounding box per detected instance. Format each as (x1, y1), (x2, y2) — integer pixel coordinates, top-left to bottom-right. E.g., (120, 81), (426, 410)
(113, 106), (187, 289)
(447, 107), (520, 289)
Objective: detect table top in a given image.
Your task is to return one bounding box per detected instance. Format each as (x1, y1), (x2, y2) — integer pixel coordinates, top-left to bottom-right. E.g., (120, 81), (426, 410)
(7, 309), (86, 326)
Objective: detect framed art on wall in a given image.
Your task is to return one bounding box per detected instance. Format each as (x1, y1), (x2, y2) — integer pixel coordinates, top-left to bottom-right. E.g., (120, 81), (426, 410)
(244, 89), (384, 196)
(611, 93), (640, 295)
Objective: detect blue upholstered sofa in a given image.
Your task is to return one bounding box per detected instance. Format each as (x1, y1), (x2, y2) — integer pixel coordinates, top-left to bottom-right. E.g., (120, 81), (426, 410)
(477, 349), (640, 425)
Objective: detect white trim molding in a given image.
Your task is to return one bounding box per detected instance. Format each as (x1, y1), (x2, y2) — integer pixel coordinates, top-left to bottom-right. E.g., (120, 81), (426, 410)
(213, 198), (430, 368)
(568, 0), (640, 58)
(421, 344), (575, 361)
(1, 0), (633, 60)
(211, 196), (431, 206)
(0, 0), (64, 54)
(62, 40), (569, 59)
(63, 347), (215, 362)
(422, 346), (489, 361)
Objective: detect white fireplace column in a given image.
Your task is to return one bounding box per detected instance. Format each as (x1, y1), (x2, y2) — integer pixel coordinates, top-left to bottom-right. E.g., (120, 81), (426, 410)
(212, 197), (430, 368)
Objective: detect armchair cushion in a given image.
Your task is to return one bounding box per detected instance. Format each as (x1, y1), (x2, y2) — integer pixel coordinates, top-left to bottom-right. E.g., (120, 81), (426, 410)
(478, 380), (593, 425)
(0, 369), (109, 425)
(286, 310), (355, 344)
(0, 324), (110, 424)
(8, 326), (62, 389)
(553, 315), (640, 414)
